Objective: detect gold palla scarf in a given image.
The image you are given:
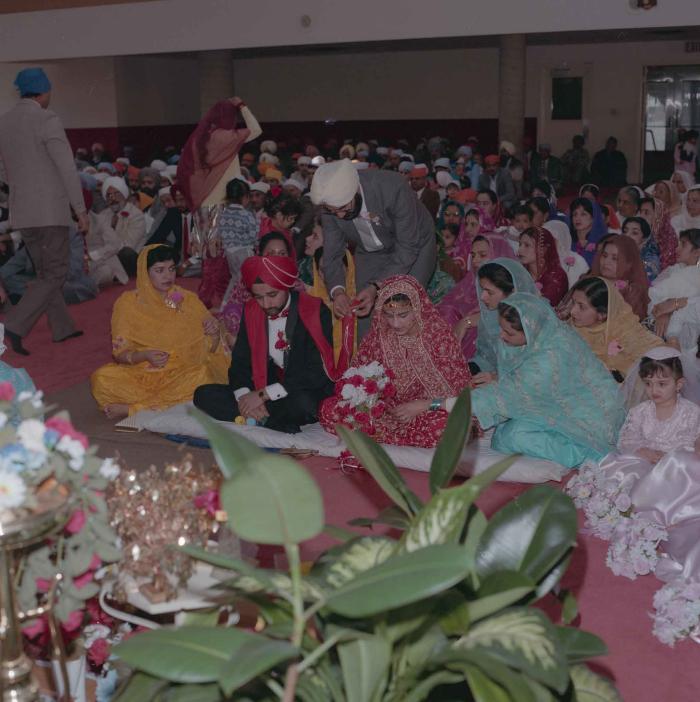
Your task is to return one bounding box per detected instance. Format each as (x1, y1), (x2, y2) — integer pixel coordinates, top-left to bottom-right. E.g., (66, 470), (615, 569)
(572, 278), (663, 376)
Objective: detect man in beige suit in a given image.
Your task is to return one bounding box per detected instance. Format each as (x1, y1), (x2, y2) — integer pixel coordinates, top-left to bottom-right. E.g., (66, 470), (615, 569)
(0, 68), (88, 355)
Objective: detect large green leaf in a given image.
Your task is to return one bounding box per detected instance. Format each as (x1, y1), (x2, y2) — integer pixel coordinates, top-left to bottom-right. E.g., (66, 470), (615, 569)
(325, 544), (472, 618)
(466, 571), (535, 623)
(338, 636), (391, 702)
(570, 664), (623, 702)
(190, 407), (261, 478)
(402, 671), (465, 702)
(313, 536), (396, 589)
(162, 684), (222, 702)
(114, 627), (257, 683)
(336, 425), (422, 516)
(114, 672), (168, 701)
(555, 627), (608, 664)
(475, 486), (577, 587)
(218, 636), (298, 695)
(463, 665), (510, 702)
(220, 451), (324, 545)
(398, 456), (518, 556)
(455, 607), (569, 694)
(429, 389), (471, 493)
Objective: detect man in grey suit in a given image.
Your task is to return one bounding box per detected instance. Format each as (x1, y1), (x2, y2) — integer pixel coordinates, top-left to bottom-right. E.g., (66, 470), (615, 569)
(0, 68), (88, 355)
(477, 154), (517, 210)
(311, 159), (436, 336)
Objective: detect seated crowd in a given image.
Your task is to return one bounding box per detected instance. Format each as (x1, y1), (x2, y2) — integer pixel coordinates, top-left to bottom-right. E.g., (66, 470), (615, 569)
(3, 95), (700, 474)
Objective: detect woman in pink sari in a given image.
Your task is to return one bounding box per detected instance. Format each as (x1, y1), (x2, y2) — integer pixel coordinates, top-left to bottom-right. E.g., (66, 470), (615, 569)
(320, 275), (472, 448)
(437, 234), (517, 361)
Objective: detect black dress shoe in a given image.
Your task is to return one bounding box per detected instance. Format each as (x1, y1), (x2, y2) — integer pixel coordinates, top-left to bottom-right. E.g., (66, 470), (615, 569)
(5, 329), (29, 356)
(55, 331), (83, 343)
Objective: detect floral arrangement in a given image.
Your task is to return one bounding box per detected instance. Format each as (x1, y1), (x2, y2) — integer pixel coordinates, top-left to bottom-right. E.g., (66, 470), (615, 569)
(565, 461), (700, 647)
(605, 514), (667, 580)
(0, 387), (123, 660)
(652, 579), (700, 647)
(333, 362), (396, 435)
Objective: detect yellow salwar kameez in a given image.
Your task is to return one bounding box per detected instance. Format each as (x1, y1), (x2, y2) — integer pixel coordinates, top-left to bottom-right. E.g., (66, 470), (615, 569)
(91, 245), (229, 415)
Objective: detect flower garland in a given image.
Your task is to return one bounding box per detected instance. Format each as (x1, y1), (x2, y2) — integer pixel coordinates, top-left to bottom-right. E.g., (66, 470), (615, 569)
(565, 461), (700, 646)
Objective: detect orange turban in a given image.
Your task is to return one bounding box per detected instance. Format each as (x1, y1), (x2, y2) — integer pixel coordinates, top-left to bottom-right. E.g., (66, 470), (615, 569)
(241, 256), (298, 291)
(484, 154), (500, 166)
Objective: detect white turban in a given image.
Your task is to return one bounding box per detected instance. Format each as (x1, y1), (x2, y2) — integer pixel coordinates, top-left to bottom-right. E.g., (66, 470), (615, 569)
(436, 171), (453, 188)
(310, 159), (360, 207)
(259, 153), (279, 165)
(260, 140), (277, 155)
(297, 156), (312, 166)
(250, 181), (271, 194)
(150, 159), (167, 172)
(101, 176), (128, 200)
(499, 141), (516, 156)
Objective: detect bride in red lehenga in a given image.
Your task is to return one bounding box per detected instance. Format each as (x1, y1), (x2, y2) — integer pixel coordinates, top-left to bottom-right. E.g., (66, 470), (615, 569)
(319, 275), (473, 448)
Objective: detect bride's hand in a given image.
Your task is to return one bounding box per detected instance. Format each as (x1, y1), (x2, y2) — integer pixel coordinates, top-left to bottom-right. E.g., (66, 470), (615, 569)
(391, 400), (431, 423)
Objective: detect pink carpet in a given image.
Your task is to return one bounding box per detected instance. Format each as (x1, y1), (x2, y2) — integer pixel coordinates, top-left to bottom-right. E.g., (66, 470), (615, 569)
(4, 282), (699, 701)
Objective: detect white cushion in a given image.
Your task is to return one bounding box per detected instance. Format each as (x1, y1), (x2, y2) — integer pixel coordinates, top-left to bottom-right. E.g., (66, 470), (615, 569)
(136, 403), (566, 484)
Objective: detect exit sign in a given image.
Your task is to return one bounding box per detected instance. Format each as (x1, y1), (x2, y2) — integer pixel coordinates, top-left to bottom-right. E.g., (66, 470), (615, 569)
(686, 41), (700, 53)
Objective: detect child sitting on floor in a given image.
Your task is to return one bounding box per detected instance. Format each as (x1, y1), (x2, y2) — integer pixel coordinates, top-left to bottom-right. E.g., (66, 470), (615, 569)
(617, 348), (700, 463)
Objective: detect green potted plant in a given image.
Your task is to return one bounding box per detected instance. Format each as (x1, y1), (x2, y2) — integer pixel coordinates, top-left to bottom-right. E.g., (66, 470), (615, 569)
(114, 390), (621, 701)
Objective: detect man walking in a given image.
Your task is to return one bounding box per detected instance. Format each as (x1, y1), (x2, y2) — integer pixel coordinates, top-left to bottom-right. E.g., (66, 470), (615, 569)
(0, 68), (88, 354)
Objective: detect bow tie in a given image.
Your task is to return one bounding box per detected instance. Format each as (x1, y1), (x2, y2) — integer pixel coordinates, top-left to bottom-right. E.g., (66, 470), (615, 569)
(268, 309), (289, 321)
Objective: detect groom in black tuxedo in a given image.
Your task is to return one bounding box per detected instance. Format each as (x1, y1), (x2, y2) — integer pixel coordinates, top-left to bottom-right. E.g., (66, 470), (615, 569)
(194, 255), (340, 433)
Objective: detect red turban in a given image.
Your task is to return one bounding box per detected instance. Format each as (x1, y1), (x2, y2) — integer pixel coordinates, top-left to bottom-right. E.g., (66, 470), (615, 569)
(241, 256), (298, 291)
(484, 154), (500, 166)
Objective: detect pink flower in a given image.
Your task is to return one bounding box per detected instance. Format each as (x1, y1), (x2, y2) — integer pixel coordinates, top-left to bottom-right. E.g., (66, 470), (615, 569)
(0, 382), (15, 402)
(87, 637), (111, 667)
(62, 610), (84, 633)
(615, 279), (628, 291)
(74, 570), (94, 590)
(22, 616), (47, 640)
(371, 403), (385, 419)
(45, 417), (89, 450)
(36, 577), (52, 593)
(535, 282), (543, 291)
(193, 489), (220, 517)
(349, 374), (364, 387)
(364, 379), (379, 394)
(585, 243), (597, 252)
(354, 412), (370, 426)
(383, 383), (396, 399)
(65, 509), (86, 535)
(564, 256), (576, 267)
(169, 291), (184, 304)
(607, 340), (624, 357)
(119, 210), (130, 218)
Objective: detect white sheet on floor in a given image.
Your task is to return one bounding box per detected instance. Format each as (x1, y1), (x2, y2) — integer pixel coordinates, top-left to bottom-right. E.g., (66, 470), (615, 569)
(132, 403), (567, 484)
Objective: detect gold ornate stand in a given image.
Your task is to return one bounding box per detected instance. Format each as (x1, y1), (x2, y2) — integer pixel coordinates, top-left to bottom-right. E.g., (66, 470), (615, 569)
(0, 490), (72, 702)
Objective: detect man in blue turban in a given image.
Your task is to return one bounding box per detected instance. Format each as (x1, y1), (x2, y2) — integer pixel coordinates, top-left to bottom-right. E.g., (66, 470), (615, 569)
(0, 67), (88, 354)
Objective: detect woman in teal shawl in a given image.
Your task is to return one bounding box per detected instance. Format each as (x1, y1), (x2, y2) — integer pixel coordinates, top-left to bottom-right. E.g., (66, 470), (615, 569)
(470, 293), (626, 467)
(471, 258), (538, 379)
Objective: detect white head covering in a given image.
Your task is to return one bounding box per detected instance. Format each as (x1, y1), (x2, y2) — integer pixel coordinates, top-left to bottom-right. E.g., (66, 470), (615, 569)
(250, 182), (271, 194)
(101, 176), (128, 200)
(376, 147), (389, 156)
(353, 161), (369, 171)
(164, 164), (178, 178)
(150, 159), (167, 172)
(260, 140), (277, 155)
(499, 141), (516, 156)
(672, 170), (695, 192)
(297, 156), (312, 166)
(259, 153), (279, 165)
(116, 157), (130, 166)
(456, 145), (473, 158)
(158, 186), (172, 198)
(310, 159), (360, 207)
(543, 219), (589, 287)
(356, 142), (369, 154)
(434, 157), (451, 170)
(436, 171), (452, 188)
(94, 172), (109, 184)
(311, 155), (326, 167)
(398, 161), (414, 174)
(283, 178), (304, 191)
(672, 184), (700, 230)
(339, 144), (356, 159)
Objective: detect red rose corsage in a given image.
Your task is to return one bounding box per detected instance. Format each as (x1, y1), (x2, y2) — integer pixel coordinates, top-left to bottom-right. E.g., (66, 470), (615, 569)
(274, 330), (289, 351)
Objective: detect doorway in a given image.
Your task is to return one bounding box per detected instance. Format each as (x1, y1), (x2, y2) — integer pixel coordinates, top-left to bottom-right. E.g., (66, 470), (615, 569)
(643, 65), (700, 185)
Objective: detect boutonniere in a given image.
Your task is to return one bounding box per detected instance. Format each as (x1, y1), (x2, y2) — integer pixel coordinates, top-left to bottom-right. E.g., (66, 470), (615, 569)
(585, 242), (596, 252)
(607, 340), (623, 357)
(534, 281), (543, 292)
(365, 212), (382, 227)
(564, 255), (576, 267)
(119, 210), (130, 218)
(274, 330), (290, 352)
(164, 290), (184, 311)
(615, 279), (628, 291)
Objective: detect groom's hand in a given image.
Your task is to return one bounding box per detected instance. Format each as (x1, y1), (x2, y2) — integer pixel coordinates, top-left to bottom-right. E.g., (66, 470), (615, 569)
(353, 286), (377, 317)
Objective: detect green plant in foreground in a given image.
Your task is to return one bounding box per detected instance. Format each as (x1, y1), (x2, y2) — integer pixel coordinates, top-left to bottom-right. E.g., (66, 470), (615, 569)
(114, 390), (621, 701)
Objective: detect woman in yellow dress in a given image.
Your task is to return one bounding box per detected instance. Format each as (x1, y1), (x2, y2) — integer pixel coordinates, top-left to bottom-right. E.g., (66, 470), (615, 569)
(91, 244), (229, 419)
